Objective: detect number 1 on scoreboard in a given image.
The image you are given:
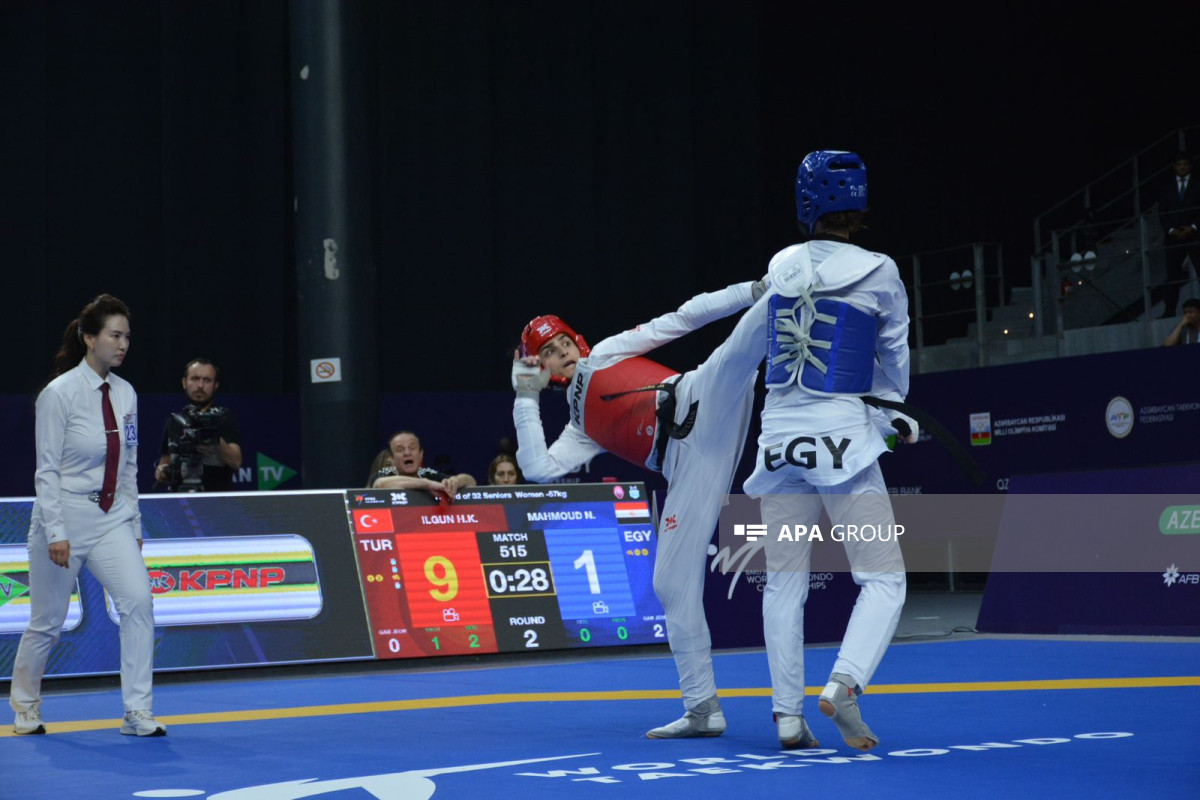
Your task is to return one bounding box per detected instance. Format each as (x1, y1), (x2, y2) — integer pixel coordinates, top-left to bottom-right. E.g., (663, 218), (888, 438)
(573, 549), (600, 594)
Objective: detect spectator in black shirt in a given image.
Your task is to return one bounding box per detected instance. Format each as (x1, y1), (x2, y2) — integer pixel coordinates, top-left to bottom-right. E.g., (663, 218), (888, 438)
(1154, 152), (1200, 318)
(154, 358), (242, 492)
(369, 431), (475, 499)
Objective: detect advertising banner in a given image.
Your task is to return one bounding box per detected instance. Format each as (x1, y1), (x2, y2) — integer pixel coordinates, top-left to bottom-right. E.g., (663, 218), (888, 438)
(977, 464), (1200, 635)
(0, 491), (374, 680)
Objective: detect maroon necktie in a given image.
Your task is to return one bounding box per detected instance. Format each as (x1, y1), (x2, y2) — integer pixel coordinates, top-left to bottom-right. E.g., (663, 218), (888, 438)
(99, 382), (119, 513)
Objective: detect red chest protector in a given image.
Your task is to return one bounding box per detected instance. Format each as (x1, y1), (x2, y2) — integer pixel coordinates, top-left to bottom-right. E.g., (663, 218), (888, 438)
(569, 356), (680, 469)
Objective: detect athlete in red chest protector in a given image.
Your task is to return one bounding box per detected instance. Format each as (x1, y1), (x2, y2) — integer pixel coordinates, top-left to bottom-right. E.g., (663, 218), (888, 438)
(512, 279), (766, 738)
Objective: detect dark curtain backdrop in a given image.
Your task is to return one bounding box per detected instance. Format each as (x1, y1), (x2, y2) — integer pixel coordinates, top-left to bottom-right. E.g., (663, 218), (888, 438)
(5, 1), (769, 396)
(6, 2), (291, 397)
(4, 1), (1192, 397)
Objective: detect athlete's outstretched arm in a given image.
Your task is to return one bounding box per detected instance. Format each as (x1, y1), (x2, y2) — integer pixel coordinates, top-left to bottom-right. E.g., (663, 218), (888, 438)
(587, 280), (758, 366)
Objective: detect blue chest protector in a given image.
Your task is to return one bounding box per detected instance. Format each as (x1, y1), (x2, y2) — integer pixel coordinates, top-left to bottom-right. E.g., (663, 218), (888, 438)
(765, 293), (876, 394)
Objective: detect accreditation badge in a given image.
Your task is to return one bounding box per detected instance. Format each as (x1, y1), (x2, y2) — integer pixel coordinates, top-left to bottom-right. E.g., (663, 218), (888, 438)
(124, 413), (138, 446)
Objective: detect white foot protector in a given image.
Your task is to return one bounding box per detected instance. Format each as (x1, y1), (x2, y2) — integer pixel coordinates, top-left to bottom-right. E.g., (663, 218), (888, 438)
(774, 713), (820, 749)
(818, 673), (878, 751)
(646, 696), (726, 739)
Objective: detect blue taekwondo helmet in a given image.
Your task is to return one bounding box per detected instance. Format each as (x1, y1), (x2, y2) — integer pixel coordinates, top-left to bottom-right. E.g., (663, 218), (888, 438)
(795, 150), (868, 235)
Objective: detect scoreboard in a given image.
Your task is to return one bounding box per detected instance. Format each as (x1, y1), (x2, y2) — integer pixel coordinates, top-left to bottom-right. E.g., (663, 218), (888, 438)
(348, 483), (667, 658)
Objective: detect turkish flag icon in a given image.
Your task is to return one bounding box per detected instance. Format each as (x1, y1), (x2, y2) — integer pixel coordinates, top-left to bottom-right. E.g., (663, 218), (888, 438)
(353, 509), (394, 534)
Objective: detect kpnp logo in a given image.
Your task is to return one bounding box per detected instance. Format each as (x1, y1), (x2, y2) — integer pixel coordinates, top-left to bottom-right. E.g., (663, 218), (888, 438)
(1162, 564), (1200, 587)
(1106, 396), (1134, 438)
(146, 567), (286, 595)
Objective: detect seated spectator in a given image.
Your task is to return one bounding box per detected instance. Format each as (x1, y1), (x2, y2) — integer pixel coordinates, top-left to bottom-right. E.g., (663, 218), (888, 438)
(365, 448), (392, 487)
(487, 453), (524, 485)
(1165, 298), (1200, 346)
(369, 431), (476, 499)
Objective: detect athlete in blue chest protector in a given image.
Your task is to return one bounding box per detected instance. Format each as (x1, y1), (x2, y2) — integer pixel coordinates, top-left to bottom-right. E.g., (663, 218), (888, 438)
(740, 151), (917, 751)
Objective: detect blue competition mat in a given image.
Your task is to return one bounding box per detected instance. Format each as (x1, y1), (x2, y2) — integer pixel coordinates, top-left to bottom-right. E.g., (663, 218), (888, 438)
(2, 638), (1198, 799)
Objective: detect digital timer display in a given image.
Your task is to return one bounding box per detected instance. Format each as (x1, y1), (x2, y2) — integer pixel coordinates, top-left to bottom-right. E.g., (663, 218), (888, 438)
(348, 483), (666, 658)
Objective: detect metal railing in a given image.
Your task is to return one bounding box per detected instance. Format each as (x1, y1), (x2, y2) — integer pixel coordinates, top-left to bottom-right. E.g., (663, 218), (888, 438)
(906, 243), (1007, 371)
(1037, 208), (1200, 351)
(903, 126), (1200, 372)
(904, 216), (1198, 373)
(1033, 125), (1199, 258)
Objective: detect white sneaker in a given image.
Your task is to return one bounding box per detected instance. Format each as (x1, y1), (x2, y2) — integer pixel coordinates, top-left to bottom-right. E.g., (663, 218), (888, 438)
(774, 713), (819, 749)
(818, 673), (878, 751)
(646, 696), (726, 739)
(13, 704), (45, 735)
(120, 710), (167, 737)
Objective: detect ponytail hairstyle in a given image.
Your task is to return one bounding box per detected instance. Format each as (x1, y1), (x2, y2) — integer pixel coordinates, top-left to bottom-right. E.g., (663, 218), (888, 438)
(54, 294), (131, 376)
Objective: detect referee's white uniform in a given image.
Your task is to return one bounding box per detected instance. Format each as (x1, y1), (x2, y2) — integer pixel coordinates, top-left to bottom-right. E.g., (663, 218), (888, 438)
(10, 358), (155, 716)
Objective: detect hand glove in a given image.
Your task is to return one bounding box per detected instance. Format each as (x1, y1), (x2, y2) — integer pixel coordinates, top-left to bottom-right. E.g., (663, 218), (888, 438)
(889, 411), (919, 444)
(511, 360), (550, 395)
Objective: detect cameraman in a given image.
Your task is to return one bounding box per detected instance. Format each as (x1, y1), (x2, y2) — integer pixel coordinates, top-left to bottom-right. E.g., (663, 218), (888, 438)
(153, 358), (243, 492)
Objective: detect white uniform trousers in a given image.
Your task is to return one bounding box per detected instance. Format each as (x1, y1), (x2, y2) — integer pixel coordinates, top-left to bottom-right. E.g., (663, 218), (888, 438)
(653, 305), (763, 709)
(759, 462), (906, 716)
(10, 493), (155, 714)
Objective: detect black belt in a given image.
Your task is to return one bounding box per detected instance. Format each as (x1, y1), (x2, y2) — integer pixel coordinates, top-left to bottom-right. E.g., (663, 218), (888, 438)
(600, 381), (699, 469)
(861, 395), (987, 487)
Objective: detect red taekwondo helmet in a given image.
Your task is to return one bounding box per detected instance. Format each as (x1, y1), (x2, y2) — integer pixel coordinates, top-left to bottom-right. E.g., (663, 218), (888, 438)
(520, 315), (591, 387)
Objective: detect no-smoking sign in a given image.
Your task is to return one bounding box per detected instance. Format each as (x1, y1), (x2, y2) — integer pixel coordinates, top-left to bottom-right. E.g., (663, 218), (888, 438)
(310, 357), (343, 383)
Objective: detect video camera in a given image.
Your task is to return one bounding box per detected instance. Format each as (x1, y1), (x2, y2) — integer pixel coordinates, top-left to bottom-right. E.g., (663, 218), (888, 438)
(163, 405), (227, 492)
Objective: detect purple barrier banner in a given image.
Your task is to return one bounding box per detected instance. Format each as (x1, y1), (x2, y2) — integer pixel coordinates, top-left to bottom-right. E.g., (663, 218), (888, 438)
(977, 463), (1200, 635)
(880, 346), (1200, 494)
(2, 346), (1195, 498)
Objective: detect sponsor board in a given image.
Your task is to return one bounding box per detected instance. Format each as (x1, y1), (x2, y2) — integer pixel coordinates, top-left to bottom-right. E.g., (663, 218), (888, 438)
(110, 535), (323, 626)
